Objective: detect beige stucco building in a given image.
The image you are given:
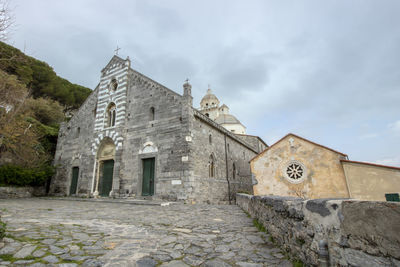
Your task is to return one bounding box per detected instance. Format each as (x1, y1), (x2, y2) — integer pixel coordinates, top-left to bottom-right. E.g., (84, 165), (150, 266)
(341, 160), (400, 201)
(251, 133), (400, 201)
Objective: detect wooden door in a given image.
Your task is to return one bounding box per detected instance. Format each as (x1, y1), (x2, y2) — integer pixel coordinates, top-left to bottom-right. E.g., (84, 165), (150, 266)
(100, 160), (114, 197)
(142, 158), (155, 196)
(69, 167), (79, 195)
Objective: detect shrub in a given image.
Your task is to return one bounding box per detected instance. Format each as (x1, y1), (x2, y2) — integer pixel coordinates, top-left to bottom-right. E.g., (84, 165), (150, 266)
(0, 164), (54, 187)
(0, 217), (5, 240)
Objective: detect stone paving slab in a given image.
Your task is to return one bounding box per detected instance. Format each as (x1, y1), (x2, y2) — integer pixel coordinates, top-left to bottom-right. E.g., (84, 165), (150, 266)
(40, 197), (179, 206)
(0, 199), (292, 266)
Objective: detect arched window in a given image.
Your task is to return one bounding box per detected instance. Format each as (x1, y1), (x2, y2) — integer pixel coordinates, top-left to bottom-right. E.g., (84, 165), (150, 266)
(233, 163), (236, 179)
(209, 154), (215, 178)
(106, 103), (116, 127)
(109, 78), (118, 92)
(150, 107), (155, 120)
(209, 134), (212, 144)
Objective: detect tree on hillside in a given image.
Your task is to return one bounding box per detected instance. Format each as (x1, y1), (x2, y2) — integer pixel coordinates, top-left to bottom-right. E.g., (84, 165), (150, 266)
(0, 0), (14, 41)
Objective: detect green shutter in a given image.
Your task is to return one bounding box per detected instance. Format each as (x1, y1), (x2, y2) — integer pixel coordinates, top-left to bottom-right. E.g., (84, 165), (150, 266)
(385, 193), (400, 202)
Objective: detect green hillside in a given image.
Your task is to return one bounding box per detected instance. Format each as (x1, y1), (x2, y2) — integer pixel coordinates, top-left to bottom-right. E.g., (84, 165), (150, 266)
(0, 41), (91, 109)
(0, 42), (92, 188)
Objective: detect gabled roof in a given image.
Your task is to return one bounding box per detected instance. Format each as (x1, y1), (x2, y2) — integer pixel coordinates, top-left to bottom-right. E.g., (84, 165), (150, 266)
(340, 160), (400, 171)
(101, 55), (130, 74)
(251, 133), (347, 162)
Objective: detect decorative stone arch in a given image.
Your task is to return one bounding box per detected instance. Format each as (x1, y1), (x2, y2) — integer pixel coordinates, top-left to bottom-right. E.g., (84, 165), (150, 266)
(139, 141), (158, 154)
(92, 137), (117, 197)
(90, 134), (123, 198)
(91, 131), (123, 155)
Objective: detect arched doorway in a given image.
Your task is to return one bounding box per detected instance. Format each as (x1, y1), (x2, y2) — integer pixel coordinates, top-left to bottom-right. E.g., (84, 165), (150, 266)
(95, 138), (116, 197)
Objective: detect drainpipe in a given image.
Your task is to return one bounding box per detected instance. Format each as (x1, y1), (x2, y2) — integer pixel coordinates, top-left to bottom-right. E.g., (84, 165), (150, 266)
(318, 240), (329, 267)
(224, 134), (231, 204)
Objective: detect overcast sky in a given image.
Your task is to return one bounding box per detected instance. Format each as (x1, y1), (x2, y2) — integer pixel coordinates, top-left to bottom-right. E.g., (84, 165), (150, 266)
(7, 0), (400, 166)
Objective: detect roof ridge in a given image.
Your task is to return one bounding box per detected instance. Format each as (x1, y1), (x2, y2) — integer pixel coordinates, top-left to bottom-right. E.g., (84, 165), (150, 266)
(251, 133), (347, 162)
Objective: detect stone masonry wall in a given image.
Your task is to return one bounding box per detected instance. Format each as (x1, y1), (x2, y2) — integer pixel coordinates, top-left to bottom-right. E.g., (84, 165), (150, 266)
(118, 69), (191, 200)
(237, 193), (400, 267)
(0, 186), (46, 198)
(50, 55), (263, 203)
(189, 112), (257, 203)
(235, 134), (268, 153)
(50, 87), (99, 196)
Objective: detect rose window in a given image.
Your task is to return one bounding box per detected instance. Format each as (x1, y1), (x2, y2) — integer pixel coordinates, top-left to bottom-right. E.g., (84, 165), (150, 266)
(283, 160), (307, 183)
(286, 163), (303, 180)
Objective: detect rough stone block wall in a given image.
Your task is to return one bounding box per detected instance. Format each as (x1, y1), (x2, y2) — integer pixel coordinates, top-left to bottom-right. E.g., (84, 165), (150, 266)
(0, 186), (46, 198)
(237, 193), (400, 267)
(235, 134), (267, 153)
(50, 87), (99, 196)
(189, 114), (257, 203)
(119, 70), (190, 200)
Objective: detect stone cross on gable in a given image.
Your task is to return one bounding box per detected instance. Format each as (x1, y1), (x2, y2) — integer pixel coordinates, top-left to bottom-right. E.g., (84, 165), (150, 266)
(114, 46), (121, 55)
(289, 137), (295, 147)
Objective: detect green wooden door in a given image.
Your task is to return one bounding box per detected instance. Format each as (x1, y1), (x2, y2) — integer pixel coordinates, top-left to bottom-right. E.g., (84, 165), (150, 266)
(69, 167), (79, 195)
(100, 160), (114, 197)
(142, 158), (155, 196)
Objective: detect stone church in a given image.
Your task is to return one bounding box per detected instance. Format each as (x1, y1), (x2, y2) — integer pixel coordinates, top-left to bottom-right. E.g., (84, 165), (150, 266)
(50, 55), (267, 203)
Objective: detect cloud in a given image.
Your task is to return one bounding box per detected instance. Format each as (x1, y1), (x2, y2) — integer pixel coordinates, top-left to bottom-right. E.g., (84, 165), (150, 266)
(389, 120), (400, 135)
(7, 0), (400, 165)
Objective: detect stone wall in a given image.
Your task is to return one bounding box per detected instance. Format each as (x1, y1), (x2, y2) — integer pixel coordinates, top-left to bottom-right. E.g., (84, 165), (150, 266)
(50, 86), (99, 196)
(189, 112), (258, 203)
(0, 186), (46, 198)
(237, 193), (400, 267)
(235, 134), (268, 153)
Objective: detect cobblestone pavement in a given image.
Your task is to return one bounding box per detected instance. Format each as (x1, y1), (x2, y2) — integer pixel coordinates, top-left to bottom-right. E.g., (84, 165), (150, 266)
(0, 199), (292, 267)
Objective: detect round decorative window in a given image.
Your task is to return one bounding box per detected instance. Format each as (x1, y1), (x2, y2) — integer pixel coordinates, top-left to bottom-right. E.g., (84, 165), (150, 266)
(283, 160), (307, 183)
(109, 78), (118, 92)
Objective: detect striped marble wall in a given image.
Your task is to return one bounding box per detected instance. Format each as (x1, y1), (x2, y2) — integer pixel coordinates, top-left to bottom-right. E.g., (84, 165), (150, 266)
(91, 56), (130, 154)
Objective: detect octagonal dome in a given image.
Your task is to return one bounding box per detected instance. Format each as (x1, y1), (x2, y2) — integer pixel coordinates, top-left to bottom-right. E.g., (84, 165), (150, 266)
(200, 89), (220, 109)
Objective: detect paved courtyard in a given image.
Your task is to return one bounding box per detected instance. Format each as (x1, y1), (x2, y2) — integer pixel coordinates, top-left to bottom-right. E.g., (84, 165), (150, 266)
(0, 199), (292, 267)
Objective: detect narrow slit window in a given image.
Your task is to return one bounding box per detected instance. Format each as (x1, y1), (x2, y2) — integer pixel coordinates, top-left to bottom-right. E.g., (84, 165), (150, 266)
(150, 107), (155, 120)
(209, 154), (215, 178)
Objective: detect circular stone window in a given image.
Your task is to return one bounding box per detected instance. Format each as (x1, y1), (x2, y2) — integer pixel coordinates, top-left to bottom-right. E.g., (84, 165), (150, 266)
(109, 78), (118, 92)
(283, 160), (307, 183)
